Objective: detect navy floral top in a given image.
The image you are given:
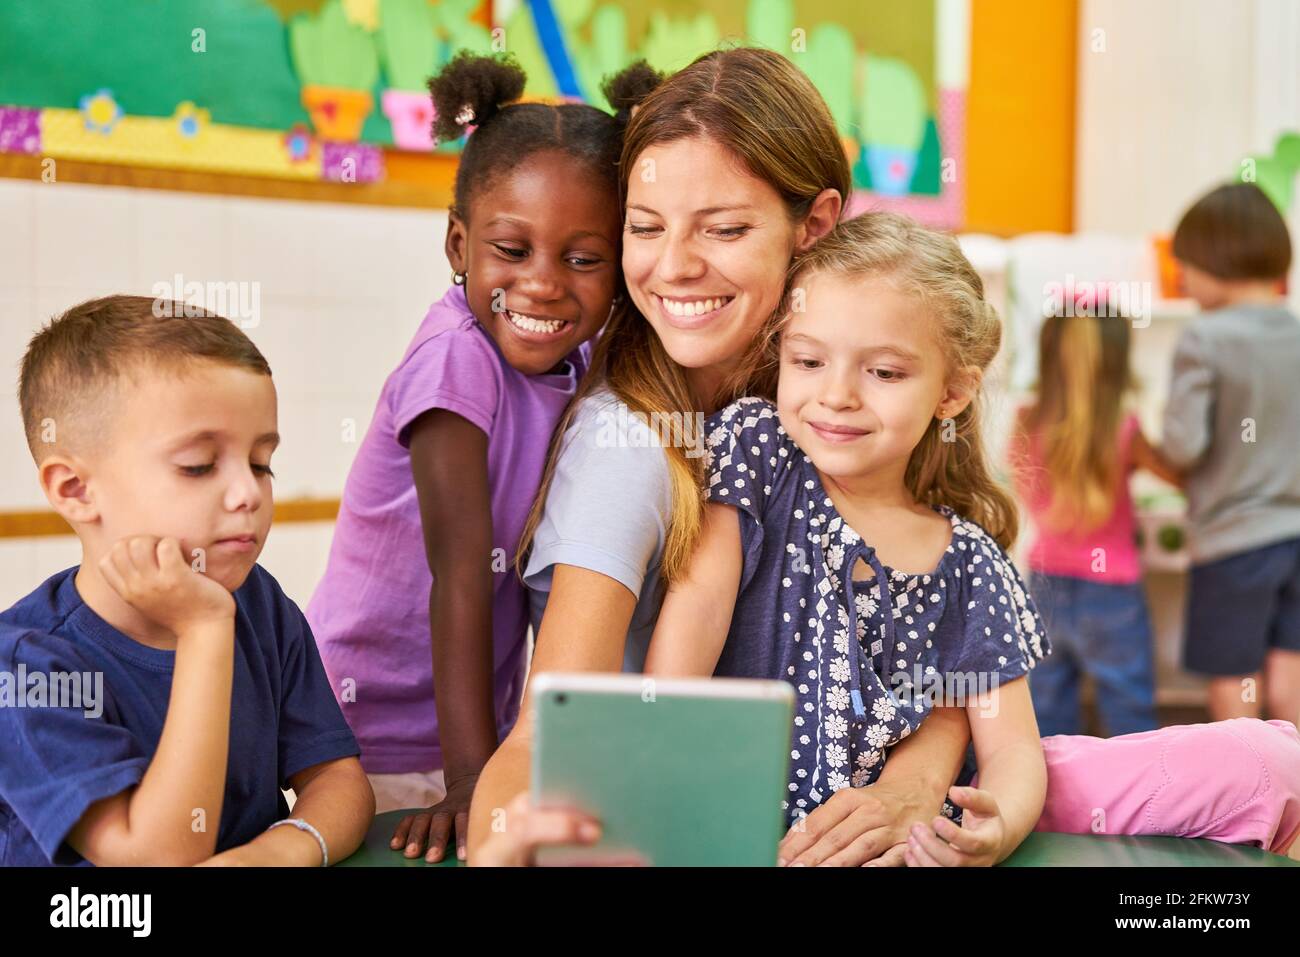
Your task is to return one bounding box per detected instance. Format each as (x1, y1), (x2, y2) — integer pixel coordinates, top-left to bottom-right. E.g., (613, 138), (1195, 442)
(705, 398), (1050, 826)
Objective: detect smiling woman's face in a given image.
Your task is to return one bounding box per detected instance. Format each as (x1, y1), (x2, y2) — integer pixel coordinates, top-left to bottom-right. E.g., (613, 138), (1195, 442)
(622, 136), (805, 392)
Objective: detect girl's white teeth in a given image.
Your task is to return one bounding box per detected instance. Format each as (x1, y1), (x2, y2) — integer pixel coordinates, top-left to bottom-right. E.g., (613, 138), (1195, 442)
(658, 295), (730, 317)
(507, 311), (566, 334)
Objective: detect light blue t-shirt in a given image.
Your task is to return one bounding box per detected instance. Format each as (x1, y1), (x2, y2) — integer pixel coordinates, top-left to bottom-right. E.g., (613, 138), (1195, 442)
(524, 388), (678, 671)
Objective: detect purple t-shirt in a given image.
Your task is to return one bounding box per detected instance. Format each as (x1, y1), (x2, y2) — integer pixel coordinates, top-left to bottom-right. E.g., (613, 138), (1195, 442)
(306, 285), (587, 773)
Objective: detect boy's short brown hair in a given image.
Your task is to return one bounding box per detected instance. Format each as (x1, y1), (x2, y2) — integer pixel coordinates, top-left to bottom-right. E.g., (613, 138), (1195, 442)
(18, 294), (272, 463)
(1172, 182), (1293, 281)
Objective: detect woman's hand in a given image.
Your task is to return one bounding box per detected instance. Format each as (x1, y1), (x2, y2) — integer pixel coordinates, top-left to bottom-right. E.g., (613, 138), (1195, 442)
(471, 793), (603, 866)
(904, 785), (1006, 867)
(777, 780), (939, 867)
(776, 705), (970, 867)
(389, 773), (478, 863)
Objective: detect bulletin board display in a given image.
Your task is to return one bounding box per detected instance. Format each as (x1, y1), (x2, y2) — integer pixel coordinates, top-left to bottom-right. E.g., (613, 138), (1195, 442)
(0, 0), (495, 186)
(0, 0), (969, 225)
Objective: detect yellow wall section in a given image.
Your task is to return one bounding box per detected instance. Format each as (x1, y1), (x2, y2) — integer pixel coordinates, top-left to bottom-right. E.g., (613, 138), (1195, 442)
(966, 0), (1077, 235)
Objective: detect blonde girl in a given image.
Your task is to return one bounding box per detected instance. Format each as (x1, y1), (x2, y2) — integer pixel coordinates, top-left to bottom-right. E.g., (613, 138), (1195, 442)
(645, 212), (1300, 866)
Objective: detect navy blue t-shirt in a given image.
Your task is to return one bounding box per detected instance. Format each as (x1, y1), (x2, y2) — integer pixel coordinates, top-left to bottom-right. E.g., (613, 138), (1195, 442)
(704, 398), (1050, 825)
(0, 565), (360, 866)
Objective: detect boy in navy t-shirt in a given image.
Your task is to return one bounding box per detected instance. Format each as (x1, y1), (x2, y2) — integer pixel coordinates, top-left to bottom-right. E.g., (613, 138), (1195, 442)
(0, 295), (374, 866)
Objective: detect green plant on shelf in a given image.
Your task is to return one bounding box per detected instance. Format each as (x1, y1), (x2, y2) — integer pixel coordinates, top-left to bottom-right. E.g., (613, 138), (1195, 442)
(1155, 525), (1184, 553)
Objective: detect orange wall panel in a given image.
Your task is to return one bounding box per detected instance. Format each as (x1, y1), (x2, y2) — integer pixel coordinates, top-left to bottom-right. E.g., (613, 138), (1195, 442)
(965, 0), (1077, 235)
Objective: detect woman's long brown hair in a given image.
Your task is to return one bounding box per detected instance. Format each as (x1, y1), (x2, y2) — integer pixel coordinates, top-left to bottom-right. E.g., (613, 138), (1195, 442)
(516, 46), (850, 585)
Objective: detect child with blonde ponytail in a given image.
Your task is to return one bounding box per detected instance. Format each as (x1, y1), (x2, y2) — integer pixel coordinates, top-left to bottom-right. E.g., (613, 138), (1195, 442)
(1010, 306), (1179, 737)
(646, 212), (1300, 865)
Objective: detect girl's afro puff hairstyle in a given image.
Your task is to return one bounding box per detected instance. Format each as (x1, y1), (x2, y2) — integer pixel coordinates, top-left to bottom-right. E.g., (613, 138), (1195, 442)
(428, 51), (663, 219)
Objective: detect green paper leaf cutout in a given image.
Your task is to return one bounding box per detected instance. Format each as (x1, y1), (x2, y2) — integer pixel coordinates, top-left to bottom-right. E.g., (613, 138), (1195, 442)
(802, 22), (855, 136)
(505, 3), (558, 99)
(378, 0), (437, 91)
(859, 53), (925, 151)
(640, 11), (720, 74)
(911, 116), (942, 195)
(290, 0), (380, 91)
(746, 0), (793, 53)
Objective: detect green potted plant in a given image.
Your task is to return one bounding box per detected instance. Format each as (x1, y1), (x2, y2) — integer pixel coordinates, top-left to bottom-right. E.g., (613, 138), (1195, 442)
(290, 0), (381, 141)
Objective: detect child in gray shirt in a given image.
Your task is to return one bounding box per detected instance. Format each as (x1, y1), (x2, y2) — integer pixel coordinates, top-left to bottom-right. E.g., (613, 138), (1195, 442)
(1162, 182), (1300, 726)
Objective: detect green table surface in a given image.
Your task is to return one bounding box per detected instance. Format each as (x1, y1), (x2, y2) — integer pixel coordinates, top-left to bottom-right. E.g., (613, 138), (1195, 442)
(337, 809), (463, 867)
(338, 809), (1299, 868)
(1000, 831), (1298, 867)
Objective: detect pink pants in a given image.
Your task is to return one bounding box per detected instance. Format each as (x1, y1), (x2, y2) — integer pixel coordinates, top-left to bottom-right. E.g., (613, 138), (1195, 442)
(1027, 719), (1300, 853)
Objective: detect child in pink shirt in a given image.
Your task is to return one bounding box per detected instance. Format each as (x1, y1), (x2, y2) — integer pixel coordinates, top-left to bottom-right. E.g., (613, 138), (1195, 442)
(1010, 308), (1180, 737)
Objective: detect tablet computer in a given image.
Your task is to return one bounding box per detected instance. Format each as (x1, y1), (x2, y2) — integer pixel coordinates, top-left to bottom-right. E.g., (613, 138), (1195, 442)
(530, 672), (794, 866)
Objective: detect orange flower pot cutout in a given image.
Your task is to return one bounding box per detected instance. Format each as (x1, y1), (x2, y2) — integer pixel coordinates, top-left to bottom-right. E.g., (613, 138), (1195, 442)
(301, 85), (373, 142)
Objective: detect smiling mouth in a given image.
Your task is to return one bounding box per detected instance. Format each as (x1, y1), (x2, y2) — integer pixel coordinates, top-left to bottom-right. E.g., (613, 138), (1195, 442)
(807, 421), (870, 442)
(504, 310), (574, 337)
(651, 293), (735, 320)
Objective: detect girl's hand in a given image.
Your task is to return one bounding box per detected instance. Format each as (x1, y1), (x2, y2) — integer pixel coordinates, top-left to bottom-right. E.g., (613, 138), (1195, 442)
(389, 773), (478, 862)
(904, 785), (1006, 867)
(777, 781), (932, 867)
(471, 793), (603, 866)
(860, 842), (909, 867)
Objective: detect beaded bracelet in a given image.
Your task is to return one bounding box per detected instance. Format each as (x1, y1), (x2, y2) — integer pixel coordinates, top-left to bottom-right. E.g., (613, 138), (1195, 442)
(266, 817), (329, 867)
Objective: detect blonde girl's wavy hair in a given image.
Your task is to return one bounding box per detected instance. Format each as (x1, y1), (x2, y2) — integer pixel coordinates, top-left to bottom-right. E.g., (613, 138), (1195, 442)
(739, 211), (1019, 550)
(515, 46), (851, 584)
(1022, 309), (1134, 532)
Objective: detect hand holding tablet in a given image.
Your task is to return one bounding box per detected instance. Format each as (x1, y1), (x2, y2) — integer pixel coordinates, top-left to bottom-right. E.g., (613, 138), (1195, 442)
(530, 673), (794, 867)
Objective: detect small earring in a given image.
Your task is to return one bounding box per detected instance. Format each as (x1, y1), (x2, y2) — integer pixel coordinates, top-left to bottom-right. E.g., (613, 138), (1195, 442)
(452, 270), (467, 286)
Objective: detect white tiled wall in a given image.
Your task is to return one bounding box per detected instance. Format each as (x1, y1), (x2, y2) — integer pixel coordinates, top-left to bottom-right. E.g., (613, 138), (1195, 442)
(1076, 0), (1300, 237)
(0, 177), (452, 608)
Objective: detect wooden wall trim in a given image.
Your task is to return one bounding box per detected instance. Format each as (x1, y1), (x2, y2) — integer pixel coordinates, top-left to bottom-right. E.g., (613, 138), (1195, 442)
(0, 498), (340, 539)
(0, 152), (455, 209)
